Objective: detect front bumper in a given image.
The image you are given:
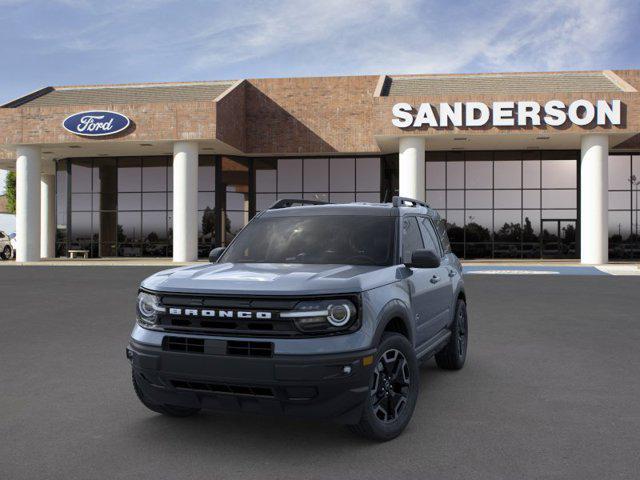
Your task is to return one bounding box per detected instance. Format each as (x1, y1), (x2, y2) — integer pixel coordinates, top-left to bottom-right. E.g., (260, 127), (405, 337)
(128, 339), (376, 424)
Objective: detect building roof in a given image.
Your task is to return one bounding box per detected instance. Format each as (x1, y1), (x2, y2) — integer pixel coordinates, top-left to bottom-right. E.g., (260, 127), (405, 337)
(381, 72), (631, 96)
(2, 81), (237, 108)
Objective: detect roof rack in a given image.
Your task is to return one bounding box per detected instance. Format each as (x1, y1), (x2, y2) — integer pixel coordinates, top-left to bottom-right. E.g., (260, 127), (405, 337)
(268, 198), (330, 210)
(392, 196), (429, 208)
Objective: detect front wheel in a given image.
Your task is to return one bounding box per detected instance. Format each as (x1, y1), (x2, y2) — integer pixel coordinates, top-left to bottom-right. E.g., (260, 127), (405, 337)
(435, 298), (468, 370)
(1, 245), (11, 260)
(348, 333), (419, 441)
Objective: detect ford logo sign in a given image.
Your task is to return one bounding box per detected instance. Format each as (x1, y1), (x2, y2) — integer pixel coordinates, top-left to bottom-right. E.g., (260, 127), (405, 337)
(62, 110), (130, 137)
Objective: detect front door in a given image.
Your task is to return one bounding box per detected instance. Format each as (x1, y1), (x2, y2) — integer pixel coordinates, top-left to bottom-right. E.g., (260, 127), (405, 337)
(541, 219), (578, 258)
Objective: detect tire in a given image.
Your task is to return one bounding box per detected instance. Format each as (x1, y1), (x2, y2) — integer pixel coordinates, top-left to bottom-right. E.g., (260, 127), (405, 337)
(131, 371), (200, 417)
(1, 245), (11, 260)
(435, 299), (468, 370)
(348, 333), (420, 441)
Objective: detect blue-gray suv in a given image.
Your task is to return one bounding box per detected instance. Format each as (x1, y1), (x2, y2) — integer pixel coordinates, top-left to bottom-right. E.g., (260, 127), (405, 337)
(127, 196), (468, 441)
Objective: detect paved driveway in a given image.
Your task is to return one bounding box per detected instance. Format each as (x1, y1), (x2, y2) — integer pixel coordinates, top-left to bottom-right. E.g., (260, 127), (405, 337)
(1, 267), (639, 480)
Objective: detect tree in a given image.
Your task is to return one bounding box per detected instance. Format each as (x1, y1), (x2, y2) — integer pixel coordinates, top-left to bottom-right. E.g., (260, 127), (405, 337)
(5, 171), (16, 214)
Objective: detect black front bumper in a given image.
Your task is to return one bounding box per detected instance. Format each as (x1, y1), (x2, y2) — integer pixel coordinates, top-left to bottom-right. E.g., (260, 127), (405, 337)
(128, 339), (376, 424)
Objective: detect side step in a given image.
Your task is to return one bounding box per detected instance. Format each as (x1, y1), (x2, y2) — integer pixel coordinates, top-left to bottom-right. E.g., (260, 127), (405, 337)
(415, 329), (451, 361)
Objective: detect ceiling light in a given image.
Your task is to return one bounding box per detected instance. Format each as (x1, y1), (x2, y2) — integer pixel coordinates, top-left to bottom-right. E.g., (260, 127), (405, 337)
(140, 143), (153, 147)
(536, 136), (550, 140)
(454, 137), (467, 141)
(68, 145), (81, 149)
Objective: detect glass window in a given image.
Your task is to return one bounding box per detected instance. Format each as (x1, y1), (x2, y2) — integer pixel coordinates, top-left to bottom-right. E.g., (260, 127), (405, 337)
(419, 217), (441, 255)
(117, 158), (142, 191)
(465, 161), (492, 188)
(143, 157), (167, 191)
(71, 159), (92, 192)
(609, 191), (631, 210)
(494, 210), (522, 242)
(541, 160), (576, 188)
(220, 215), (396, 266)
(446, 161), (464, 189)
(71, 193), (92, 211)
(426, 161), (446, 189)
(608, 155), (631, 190)
(198, 156), (215, 191)
(447, 190), (464, 209)
(304, 158), (328, 192)
(356, 157), (380, 191)
(465, 210), (492, 243)
(355, 192), (379, 203)
(278, 159), (302, 192)
(494, 190), (521, 208)
(402, 217), (424, 264)
(143, 192), (167, 211)
(118, 193), (141, 211)
(256, 193), (277, 211)
(523, 160), (540, 188)
(330, 157), (355, 192)
(255, 159), (277, 192)
(523, 190), (541, 209)
(542, 190), (576, 209)
(426, 190), (446, 210)
(494, 161), (521, 188)
(466, 190), (492, 209)
(330, 192), (355, 204)
(142, 211), (167, 242)
(118, 212), (142, 243)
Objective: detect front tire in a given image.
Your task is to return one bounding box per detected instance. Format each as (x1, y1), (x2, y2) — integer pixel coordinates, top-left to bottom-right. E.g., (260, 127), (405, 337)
(132, 371), (200, 417)
(349, 333), (419, 441)
(435, 299), (468, 370)
(1, 245), (11, 260)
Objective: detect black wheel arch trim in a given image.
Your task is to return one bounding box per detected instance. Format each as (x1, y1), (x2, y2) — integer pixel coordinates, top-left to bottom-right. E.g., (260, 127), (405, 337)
(372, 299), (414, 347)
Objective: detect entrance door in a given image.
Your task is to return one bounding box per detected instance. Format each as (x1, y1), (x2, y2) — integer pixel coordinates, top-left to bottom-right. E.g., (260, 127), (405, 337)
(541, 219), (578, 258)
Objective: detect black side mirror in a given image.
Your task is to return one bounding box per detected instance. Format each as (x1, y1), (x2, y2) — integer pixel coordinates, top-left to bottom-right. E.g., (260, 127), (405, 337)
(208, 247), (226, 263)
(407, 249), (440, 269)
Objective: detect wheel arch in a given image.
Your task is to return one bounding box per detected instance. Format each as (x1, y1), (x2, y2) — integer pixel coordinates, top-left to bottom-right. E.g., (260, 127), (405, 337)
(372, 299), (414, 347)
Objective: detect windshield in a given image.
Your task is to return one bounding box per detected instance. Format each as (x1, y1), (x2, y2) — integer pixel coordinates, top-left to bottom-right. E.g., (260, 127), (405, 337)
(220, 215), (396, 266)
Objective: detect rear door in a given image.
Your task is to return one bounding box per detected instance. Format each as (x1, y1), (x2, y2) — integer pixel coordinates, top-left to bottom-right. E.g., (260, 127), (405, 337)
(418, 216), (455, 334)
(401, 216), (446, 347)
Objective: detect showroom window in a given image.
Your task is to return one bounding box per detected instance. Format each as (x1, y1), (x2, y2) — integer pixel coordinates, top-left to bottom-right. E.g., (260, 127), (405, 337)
(608, 154), (640, 259)
(425, 151), (579, 259)
(254, 157), (381, 211)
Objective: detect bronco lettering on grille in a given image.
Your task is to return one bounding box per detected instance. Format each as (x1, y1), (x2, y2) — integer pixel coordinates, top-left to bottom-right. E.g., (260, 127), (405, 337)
(167, 308), (272, 319)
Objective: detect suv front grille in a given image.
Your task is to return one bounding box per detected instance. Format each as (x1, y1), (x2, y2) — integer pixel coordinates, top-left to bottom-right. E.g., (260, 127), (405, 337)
(162, 336), (204, 353)
(226, 340), (273, 357)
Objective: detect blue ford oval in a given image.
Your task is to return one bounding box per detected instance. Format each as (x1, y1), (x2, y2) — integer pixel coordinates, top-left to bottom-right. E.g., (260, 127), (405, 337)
(63, 111), (130, 137)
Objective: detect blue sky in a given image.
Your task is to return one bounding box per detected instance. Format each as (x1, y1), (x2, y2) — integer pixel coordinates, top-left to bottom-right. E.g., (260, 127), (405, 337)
(1, 0), (639, 191)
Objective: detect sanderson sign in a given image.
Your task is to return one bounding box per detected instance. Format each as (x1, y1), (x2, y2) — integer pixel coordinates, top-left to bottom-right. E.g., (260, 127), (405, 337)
(391, 99), (622, 128)
(63, 110), (131, 137)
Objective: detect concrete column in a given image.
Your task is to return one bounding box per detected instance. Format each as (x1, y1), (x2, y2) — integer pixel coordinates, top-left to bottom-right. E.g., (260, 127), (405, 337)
(40, 164), (56, 259)
(16, 146), (41, 262)
(172, 141), (198, 262)
(580, 134), (609, 264)
(398, 137), (425, 201)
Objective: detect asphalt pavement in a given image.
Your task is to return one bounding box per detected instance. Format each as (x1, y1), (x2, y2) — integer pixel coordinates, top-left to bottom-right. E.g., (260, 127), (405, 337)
(1, 267), (639, 480)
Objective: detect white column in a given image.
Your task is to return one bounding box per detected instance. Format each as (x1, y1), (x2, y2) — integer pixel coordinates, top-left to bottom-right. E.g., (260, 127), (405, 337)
(580, 134), (609, 264)
(16, 146), (41, 262)
(40, 162), (56, 259)
(398, 137), (425, 201)
(172, 141), (198, 262)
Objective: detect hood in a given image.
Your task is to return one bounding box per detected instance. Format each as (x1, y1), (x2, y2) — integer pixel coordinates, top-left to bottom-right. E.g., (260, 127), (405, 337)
(141, 262), (398, 295)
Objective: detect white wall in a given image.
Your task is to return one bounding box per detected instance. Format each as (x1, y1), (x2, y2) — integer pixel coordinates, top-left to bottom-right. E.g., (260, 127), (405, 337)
(0, 169), (7, 195)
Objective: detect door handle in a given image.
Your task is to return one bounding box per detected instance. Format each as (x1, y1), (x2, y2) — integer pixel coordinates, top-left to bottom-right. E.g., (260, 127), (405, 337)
(448, 269), (457, 277)
(430, 275), (440, 284)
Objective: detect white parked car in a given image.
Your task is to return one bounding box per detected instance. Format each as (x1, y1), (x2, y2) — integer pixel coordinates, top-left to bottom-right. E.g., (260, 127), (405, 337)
(0, 231), (13, 260)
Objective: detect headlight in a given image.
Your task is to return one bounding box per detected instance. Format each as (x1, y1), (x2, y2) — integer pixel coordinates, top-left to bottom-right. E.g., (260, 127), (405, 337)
(281, 299), (358, 334)
(136, 292), (164, 328)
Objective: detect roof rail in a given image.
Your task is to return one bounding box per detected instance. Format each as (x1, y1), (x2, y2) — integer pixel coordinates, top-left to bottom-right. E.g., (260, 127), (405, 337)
(268, 198), (329, 210)
(392, 196), (429, 208)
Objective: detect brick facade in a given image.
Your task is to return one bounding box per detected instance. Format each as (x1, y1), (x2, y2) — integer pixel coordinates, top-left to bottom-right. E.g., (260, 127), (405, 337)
(0, 70), (639, 157)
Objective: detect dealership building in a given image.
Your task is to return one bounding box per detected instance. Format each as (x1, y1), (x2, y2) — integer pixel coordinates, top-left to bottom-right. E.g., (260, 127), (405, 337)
(1, 69), (639, 263)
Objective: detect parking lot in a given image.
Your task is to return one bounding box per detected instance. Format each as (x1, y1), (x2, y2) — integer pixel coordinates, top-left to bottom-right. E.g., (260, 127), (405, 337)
(1, 267), (639, 480)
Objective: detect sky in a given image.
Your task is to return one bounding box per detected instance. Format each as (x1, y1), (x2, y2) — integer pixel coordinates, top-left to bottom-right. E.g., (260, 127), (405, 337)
(1, 0), (639, 192)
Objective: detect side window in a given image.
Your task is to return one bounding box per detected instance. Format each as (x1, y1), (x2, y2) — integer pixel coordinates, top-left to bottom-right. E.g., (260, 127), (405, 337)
(0, 232), (5, 239)
(435, 217), (452, 254)
(402, 217), (424, 264)
(419, 217), (442, 256)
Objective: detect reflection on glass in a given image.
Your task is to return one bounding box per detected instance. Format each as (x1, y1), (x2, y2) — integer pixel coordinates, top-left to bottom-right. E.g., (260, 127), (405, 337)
(447, 190), (464, 209)
(523, 160), (540, 188)
(494, 161), (521, 188)
(71, 159), (92, 193)
(304, 158), (328, 191)
(542, 190), (576, 209)
(426, 162), (446, 189)
(426, 190), (446, 209)
(466, 190), (492, 209)
(356, 158), (380, 191)
(143, 157), (167, 191)
(608, 155), (630, 190)
(117, 158), (142, 191)
(494, 190), (521, 208)
(447, 162), (464, 189)
(541, 160), (576, 188)
(277, 159), (302, 191)
(465, 161), (492, 189)
(330, 158), (355, 192)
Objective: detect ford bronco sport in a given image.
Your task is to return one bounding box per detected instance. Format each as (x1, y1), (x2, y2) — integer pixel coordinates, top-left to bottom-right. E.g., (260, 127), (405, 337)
(127, 196), (468, 441)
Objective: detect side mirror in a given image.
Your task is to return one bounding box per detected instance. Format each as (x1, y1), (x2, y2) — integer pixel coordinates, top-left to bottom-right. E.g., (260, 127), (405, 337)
(407, 249), (440, 269)
(208, 247), (226, 263)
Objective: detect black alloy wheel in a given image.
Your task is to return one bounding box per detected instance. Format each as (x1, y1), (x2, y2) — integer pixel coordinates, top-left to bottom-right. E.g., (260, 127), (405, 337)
(435, 299), (468, 370)
(371, 349), (410, 423)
